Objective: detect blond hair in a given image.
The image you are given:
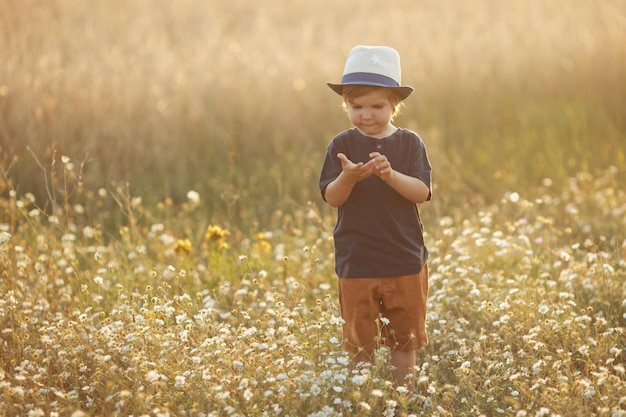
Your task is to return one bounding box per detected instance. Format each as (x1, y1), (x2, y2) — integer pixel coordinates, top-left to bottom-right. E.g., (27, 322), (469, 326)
(341, 85), (405, 118)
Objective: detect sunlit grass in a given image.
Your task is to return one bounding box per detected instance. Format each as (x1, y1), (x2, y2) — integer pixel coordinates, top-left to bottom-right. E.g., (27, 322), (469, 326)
(1, 0), (625, 228)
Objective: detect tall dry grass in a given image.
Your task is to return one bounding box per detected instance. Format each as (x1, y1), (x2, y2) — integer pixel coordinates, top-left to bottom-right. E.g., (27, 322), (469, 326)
(1, 0), (625, 231)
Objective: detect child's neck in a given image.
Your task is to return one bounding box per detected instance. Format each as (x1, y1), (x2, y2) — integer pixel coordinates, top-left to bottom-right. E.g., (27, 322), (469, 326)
(358, 124), (398, 139)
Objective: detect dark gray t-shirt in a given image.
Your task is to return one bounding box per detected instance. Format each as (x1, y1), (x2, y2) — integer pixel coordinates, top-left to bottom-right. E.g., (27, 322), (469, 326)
(319, 128), (432, 278)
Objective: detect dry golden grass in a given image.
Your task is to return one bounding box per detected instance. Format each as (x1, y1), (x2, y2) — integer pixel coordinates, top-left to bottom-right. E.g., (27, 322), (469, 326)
(1, 0), (624, 227)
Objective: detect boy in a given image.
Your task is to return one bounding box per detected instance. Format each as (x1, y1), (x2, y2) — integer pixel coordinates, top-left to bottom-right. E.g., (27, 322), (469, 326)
(319, 45), (432, 389)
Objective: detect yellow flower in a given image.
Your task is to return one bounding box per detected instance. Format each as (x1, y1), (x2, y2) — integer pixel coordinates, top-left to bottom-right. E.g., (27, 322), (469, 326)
(252, 240), (272, 255)
(255, 231), (273, 241)
(205, 225), (230, 242)
(173, 238), (193, 255)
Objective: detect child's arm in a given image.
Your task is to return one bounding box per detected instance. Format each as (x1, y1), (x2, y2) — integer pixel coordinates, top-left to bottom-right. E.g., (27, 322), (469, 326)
(383, 171), (430, 204)
(324, 153), (374, 207)
(370, 152), (430, 204)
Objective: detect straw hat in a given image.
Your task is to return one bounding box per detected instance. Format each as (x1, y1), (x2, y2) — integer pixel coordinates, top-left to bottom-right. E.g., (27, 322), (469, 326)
(327, 45), (413, 99)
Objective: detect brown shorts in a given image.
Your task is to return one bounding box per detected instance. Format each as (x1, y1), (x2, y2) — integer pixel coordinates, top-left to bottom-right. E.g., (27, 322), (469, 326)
(338, 264), (429, 354)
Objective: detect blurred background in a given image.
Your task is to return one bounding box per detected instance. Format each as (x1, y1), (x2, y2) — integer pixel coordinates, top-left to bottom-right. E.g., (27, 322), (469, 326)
(1, 0), (625, 231)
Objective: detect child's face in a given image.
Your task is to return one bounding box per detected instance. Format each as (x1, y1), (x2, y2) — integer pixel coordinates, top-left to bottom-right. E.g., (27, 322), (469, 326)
(345, 89), (395, 138)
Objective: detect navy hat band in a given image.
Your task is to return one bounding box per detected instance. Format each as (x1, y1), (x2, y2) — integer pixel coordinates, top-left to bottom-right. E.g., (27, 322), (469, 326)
(341, 72), (399, 87)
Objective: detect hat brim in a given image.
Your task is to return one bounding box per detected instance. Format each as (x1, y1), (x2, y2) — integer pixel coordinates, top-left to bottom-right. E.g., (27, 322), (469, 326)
(327, 82), (413, 100)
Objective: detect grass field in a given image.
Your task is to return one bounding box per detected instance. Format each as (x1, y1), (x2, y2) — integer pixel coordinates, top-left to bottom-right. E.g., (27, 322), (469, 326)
(1, 0), (625, 415)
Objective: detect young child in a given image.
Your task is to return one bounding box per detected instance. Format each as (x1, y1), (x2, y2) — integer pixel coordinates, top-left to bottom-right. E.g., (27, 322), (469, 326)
(319, 45), (432, 389)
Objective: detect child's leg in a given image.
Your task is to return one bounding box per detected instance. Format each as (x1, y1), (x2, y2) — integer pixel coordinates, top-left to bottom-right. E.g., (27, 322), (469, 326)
(337, 277), (381, 359)
(381, 266), (429, 390)
(390, 350), (416, 390)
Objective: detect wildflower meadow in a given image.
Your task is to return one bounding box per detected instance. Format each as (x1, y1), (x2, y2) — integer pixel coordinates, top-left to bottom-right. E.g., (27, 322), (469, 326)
(1, 0), (625, 416)
(1, 167), (625, 416)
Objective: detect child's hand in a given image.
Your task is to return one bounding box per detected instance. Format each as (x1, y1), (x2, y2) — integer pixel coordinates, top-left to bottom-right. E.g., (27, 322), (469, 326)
(369, 152), (394, 181)
(337, 153), (374, 182)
